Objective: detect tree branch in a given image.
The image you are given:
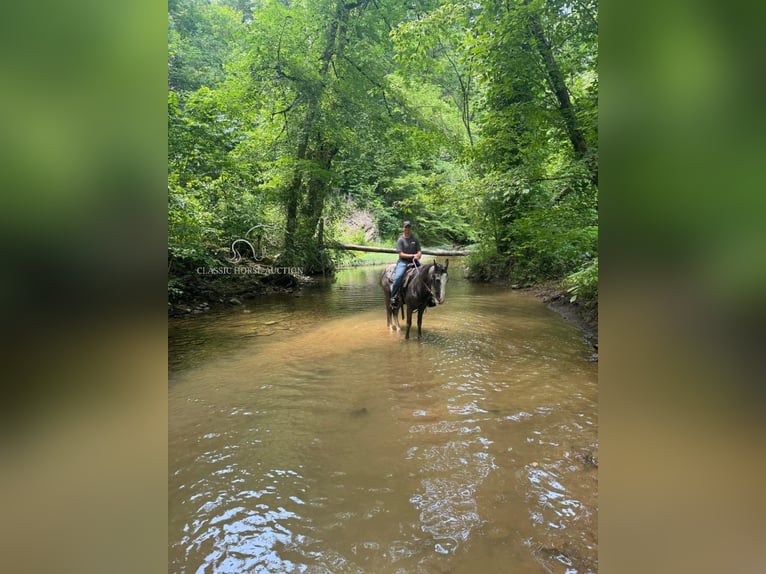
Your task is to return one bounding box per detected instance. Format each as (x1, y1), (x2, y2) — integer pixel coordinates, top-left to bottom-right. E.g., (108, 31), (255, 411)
(570, 0), (598, 32)
(371, 0), (393, 33)
(270, 93), (302, 119)
(342, 55), (393, 116)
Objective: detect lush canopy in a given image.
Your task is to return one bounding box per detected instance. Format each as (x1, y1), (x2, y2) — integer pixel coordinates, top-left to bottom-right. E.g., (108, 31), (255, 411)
(168, 0), (598, 307)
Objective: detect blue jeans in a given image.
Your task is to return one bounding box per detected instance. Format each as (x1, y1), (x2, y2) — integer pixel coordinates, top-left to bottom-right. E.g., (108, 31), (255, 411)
(391, 260), (408, 300)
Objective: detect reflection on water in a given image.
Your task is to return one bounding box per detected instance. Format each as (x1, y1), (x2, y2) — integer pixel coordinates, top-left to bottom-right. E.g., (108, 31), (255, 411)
(169, 262), (597, 573)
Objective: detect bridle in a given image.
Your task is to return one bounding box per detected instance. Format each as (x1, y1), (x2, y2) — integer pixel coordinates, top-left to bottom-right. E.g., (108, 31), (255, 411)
(414, 263), (444, 306)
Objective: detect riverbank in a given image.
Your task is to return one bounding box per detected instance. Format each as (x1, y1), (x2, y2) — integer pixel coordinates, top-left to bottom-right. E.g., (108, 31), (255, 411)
(168, 265), (315, 318)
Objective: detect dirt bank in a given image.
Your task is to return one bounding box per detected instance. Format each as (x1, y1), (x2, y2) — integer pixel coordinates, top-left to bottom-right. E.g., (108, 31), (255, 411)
(168, 264), (315, 318)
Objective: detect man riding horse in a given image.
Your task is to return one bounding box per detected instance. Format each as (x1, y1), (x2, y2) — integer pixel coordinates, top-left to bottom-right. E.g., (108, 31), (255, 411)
(382, 219), (449, 338)
(390, 220), (421, 310)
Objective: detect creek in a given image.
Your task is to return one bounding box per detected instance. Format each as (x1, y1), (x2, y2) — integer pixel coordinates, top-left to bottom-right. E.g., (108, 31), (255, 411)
(169, 260), (597, 573)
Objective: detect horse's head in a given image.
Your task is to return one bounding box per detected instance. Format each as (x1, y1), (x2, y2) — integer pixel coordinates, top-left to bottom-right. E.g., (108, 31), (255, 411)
(429, 258), (449, 305)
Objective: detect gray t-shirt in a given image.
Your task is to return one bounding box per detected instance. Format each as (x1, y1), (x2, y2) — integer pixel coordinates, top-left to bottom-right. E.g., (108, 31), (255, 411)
(397, 235), (421, 261)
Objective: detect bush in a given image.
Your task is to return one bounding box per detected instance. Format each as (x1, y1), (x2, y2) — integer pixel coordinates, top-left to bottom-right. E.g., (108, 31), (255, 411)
(466, 244), (512, 282)
(509, 206), (597, 284)
(564, 257), (598, 310)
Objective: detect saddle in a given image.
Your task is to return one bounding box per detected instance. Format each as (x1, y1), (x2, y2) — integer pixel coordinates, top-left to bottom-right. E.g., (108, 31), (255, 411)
(385, 262), (419, 288)
(401, 266), (417, 291)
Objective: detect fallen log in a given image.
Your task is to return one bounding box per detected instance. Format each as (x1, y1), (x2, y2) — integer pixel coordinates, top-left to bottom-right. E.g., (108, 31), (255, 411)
(327, 243), (474, 257)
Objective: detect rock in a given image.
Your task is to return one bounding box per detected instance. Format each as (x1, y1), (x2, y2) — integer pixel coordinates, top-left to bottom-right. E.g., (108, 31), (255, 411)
(229, 298), (242, 305)
(575, 446), (599, 468)
(339, 209), (379, 242)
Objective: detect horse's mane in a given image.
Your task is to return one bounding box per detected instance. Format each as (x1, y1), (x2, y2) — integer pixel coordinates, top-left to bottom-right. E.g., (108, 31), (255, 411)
(412, 262), (435, 282)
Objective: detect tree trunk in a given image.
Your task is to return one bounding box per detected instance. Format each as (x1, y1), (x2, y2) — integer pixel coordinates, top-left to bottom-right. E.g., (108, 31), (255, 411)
(284, 107), (314, 254)
(526, 4), (597, 184)
(283, 2), (359, 261)
(300, 140), (337, 244)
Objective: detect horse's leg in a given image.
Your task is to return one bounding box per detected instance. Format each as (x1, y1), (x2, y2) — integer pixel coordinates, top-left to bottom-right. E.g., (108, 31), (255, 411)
(405, 305), (414, 339)
(383, 281), (399, 331)
(417, 307), (424, 338)
(392, 289), (401, 332)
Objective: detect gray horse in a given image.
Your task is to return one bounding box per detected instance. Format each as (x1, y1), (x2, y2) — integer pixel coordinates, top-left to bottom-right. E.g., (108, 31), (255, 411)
(380, 260), (449, 339)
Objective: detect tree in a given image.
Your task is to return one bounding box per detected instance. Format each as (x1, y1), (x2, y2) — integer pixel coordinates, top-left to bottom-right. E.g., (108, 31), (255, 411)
(166, 0), (598, 308)
(238, 0), (469, 270)
(168, 0), (244, 92)
(391, 2), (479, 149)
(465, 0), (598, 282)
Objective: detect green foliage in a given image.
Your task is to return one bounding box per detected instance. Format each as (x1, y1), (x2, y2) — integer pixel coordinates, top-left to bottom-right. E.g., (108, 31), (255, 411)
(510, 210), (597, 284)
(460, 0), (598, 289)
(465, 171), (548, 251)
(564, 257), (599, 311)
(168, 176), (221, 272)
(166, 0), (597, 321)
(465, 242), (512, 282)
(169, 0), (243, 92)
(390, 3), (478, 147)
(338, 226), (368, 246)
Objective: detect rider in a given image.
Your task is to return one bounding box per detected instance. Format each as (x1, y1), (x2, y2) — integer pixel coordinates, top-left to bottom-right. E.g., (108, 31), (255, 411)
(390, 220), (422, 309)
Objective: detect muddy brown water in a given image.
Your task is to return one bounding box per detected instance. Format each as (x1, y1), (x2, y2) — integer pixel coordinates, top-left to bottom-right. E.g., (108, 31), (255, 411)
(169, 261), (597, 573)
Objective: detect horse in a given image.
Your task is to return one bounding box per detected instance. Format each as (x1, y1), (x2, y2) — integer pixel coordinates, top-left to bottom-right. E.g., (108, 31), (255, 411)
(380, 259), (449, 339)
